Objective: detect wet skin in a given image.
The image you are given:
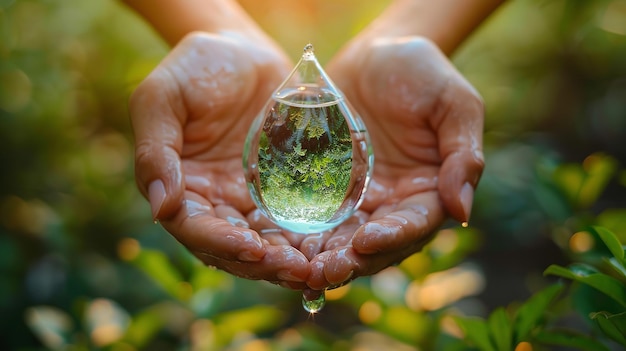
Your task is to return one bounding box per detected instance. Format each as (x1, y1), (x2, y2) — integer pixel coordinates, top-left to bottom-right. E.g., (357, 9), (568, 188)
(130, 33), (484, 292)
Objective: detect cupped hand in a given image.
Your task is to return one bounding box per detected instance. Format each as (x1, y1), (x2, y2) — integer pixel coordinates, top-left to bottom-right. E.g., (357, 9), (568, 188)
(129, 32), (310, 288)
(304, 37), (485, 290)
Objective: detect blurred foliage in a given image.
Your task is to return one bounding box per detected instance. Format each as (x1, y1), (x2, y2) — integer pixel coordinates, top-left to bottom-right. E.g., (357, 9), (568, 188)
(453, 226), (626, 351)
(2, 0), (626, 350)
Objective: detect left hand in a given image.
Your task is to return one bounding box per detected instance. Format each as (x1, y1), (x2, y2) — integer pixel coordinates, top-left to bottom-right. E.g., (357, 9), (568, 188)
(302, 37), (485, 290)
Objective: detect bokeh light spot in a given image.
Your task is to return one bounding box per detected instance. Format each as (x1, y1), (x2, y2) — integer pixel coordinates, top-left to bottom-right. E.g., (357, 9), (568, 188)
(241, 339), (271, 351)
(598, 0), (626, 35)
(277, 328), (302, 349)
(326, 283), (350, 300)
(117, 238), (141, 261)
(190, 319), (215, 350)
(569, 231), (594, 253)
(405, 265), (485, 311)
(440, 315), (464, 338)
(515, 341), (534, 351)
(359, 300), (382, 324)
(86, 299), (129, 347)
(430, 229), (459, 255)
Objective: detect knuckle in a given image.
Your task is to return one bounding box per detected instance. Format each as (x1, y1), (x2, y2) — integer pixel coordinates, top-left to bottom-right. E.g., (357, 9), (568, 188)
(134, 140), (155, 168)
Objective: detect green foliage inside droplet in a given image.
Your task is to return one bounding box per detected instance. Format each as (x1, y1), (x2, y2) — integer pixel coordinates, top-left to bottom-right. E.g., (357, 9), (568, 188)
(302, 293), (326, 313)
(258, 98), (352, 223)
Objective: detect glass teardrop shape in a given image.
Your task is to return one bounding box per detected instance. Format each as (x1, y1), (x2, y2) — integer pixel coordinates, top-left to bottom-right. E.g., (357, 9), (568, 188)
(243, 44), (373, 234)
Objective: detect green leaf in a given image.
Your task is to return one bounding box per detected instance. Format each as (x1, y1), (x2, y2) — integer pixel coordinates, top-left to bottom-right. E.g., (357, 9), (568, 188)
(454, 317), (496, 351)
(123, 302), (193, 348)
(488, 307), (512, 351)
(592, 226), (625, 262)
(123, 305), (168, 347)
(213, 305), (284, 346)
(590, 311), (626, 346)
(380, 307), (433, 344)
(578, 154), (617, 209)
(190, 263), (231, 291)
(544, 264), (626, 307)
(514, 284), (564, 342)
(553, 163), (585, 206)
(130, 249), (187, 301)
(533, 329), (610, 351)
(604, 257), (626, 282)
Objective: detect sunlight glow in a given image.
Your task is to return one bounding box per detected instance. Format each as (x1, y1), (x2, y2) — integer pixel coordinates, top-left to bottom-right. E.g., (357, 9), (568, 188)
(405, 266), (485, 311)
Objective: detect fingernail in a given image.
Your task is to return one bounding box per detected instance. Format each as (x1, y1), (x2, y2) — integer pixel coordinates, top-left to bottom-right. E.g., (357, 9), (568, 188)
(148, 180), (166, 220)
(279, 282), (295, 289)
(460, 182), (474, 223)
(238, 250), (263, 262)
(336, 270), (354, 285)
(277, 270), (305, 282)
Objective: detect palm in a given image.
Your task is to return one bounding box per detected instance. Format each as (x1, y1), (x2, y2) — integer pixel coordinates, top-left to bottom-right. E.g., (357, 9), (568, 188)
(131, 34), (311, 286)
(305, 37), (485, 289)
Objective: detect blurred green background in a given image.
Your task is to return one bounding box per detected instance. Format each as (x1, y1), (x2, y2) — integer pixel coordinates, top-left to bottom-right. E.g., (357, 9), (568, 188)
(2, 0), (626, 350)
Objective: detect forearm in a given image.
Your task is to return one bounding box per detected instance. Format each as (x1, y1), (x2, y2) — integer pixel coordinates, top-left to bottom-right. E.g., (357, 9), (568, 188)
(121, 0), (269, 46)
(361, 0), (504, 55)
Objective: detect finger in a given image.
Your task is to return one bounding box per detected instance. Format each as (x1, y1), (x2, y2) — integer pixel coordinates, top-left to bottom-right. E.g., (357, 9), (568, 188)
(303, 288), (324, 301)
(323, 210), (369, 251)
(247, 209), (306, 247)
(351, 191), (445, 254)
(300, 232), (330, 260)
(307, 247), (360, 290)
(259, 229), (291, 246)
(195, 245), (310, 287)
(434, 71), (485, 223)
(214, 204), (250, 228)
(162, 192), (266, 262)
(130, 66), (185, 221)
(299, 210), (369, 260)
(309, 238), (438, 291)
(307, 251), (332, 290)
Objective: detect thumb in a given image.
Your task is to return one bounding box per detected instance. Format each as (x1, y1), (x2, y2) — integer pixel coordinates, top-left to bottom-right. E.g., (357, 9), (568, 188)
(435, 76), (485, 224)
(438, 150), (484, 223)
(130, 70), (185, 221)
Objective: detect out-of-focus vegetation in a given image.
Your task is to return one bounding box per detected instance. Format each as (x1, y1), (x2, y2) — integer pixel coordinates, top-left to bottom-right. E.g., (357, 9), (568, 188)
(2, 0), (626, 350)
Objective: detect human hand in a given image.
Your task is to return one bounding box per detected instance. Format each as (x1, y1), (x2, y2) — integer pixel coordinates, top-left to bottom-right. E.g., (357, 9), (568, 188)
(129, 32), (311, 288)
(303, 37), (485, 290)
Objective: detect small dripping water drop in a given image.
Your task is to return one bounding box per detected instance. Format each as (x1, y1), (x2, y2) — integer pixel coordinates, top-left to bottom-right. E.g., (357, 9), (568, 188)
(302, 290), (326, 313)
(461, 221), (469, 228)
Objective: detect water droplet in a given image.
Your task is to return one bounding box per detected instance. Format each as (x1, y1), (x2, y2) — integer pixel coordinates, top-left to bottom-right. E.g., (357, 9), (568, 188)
(302, 291), (326, 313)
(243, 43), (374, 234)
(461, 222), (469, 228)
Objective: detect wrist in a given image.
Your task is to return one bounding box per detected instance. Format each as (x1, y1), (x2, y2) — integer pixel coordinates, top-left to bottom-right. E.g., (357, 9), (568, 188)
(356, 0), (503, 56)
(122, 0), (273, 47)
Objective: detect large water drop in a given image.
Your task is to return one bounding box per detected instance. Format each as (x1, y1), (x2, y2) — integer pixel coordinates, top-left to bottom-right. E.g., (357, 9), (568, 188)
(243, 44), (373, 234)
